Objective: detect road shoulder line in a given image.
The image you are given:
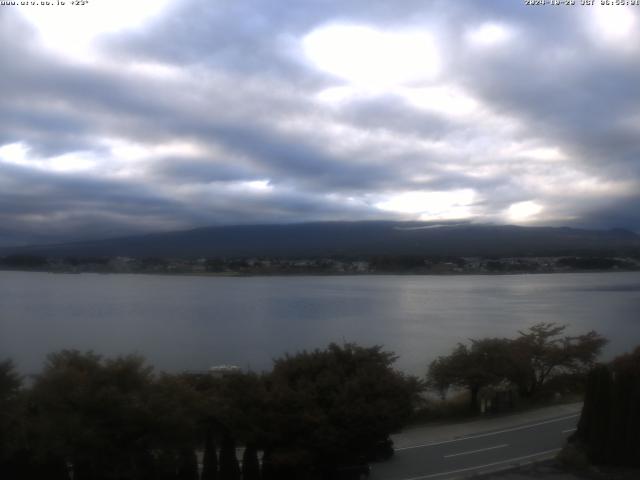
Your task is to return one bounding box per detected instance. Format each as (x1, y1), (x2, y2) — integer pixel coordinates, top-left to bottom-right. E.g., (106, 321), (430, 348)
(395, 414), (579, 451)
(398, 448), (561, 480)
(443, 443), (508, 459)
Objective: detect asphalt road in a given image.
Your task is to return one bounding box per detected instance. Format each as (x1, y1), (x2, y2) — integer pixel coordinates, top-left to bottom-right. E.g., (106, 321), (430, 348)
(370, 413), (579, 480)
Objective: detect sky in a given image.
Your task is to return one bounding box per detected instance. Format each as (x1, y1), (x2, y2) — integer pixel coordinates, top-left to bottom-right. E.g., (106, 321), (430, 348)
(1, 0), (640, 246)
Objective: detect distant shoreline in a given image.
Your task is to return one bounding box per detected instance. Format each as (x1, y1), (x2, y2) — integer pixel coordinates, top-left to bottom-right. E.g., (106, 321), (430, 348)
(2, 266), (639, 278)
(2, 252), (639, 277)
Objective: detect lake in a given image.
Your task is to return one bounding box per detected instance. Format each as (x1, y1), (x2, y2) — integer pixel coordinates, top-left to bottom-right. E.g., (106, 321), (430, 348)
(1, 271), (639, 375)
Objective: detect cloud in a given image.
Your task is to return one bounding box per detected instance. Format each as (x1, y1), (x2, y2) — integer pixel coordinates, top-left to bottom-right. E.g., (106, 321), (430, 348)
(1, 0), (639, 245)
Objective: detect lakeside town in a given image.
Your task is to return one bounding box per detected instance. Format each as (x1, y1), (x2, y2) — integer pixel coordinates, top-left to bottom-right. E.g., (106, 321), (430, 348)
(2, 254), (639, 275)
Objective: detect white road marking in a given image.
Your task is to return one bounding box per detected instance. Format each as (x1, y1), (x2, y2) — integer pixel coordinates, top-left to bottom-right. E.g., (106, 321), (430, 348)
(443, 443), (508, 458)
(396, 448), (562, 480)
(395, 414), (579, 451)
(562, 428), (577, 434)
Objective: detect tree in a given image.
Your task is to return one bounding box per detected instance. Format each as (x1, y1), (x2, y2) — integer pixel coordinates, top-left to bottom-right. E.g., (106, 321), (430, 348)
(0, 358), (71, 480)
(219, 434), (241, 480)
(147, 373), (203, 452)
(181, 370), (267, 479)
(213, 372), (269, 448)
(0, 359), (26, 479)
(155, 450), (179, 480)
(0, 359), (21, 399)
(30, 350), (160, 480)
(427, 338), (513, 412)
(574, 365), (612, 463)
(510, 323), (607, 397)
(571, 346), (640, 467)
(260, 449), (276, 480)
(242, 445), (261, 480)
(609, 346), (640, 465)
(263, 343), (422, 476)
(176, 448), (199, 480)
(428, 324), (607, 410)
(28, 351), (216, 480)
(1, 254), (47, 269)
(201, 431), (218, 480)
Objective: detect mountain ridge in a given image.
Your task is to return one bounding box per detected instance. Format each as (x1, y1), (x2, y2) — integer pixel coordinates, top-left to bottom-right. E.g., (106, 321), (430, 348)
(1, 221), (639, 259)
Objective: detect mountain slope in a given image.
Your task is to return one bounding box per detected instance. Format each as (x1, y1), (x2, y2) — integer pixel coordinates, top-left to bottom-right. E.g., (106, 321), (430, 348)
(2, 222), (639, 259)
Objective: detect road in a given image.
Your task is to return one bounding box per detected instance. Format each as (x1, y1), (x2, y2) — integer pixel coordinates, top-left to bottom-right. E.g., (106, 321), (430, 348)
(370, 411), (580, 480)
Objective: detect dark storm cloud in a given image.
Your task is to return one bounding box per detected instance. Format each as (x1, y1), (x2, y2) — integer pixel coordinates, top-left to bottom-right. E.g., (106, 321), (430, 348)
(1, 10), (404, 194)
(151, 157), (256, 184)
(0, 161), (185, 228)
(0, 159), (385, 246)
(200, 122), (405, 191)
(1, 0), (639, 245)
(337, 96), (454, 139)
(577, 196), (640, 230)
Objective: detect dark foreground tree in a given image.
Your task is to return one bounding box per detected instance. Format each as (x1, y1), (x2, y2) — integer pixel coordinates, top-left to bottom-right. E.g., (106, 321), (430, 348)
(263, 343), (422, 477)
(0, 359), (22, 471)
(219, 434), (241, 480)
(0, 361), (67, 480)
(177, 448), (198, 480)
(510, 323), (607, 398)
(29, 351), (157, 480)
(260, 449), (276, 480)
(427, 338), (512, 412)
(0, 359), (21, 399)
(28, 351), (204, 480)
(572, 346), (640, 467)
(428, 323), (608, 411)
(201, 431), (218, 480)
(1, 343), (421, 480)
(574, 365), (613, 463)
(213, 371), (269, 449)
(242, 445), (260, 480)
(155, 450), (179, 480)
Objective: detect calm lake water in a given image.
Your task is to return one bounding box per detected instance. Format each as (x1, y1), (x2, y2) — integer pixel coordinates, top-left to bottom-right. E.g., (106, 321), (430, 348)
(1, 271), (639, 375)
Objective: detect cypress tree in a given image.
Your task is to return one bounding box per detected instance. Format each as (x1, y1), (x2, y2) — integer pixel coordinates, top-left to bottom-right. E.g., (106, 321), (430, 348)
(587, 365), (612, 464)
(72, 459), (95, 480)
(260, 449), (275, 480)
(201, 432), (218, 480)
(242, 445), (260, 480)
(610, 354), (640, 466)
(219, 434), (240, 480)
(630, 368), (640, 467)
(630, 367), (640, 467)
(575, 366), (597, 441)
(177, 448), (198, 480)
(40, 455), (70, 480)
(156, 450), (179, 480)
(612, 369), (630, 464)
(3, 450), (69, 480)
(575, 357), (640, 467)
(134, 450), (156, 480)
(1, 451), (28, 480)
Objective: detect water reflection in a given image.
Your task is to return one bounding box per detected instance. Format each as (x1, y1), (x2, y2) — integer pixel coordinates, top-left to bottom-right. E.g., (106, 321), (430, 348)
(0, 271), (638, 375)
